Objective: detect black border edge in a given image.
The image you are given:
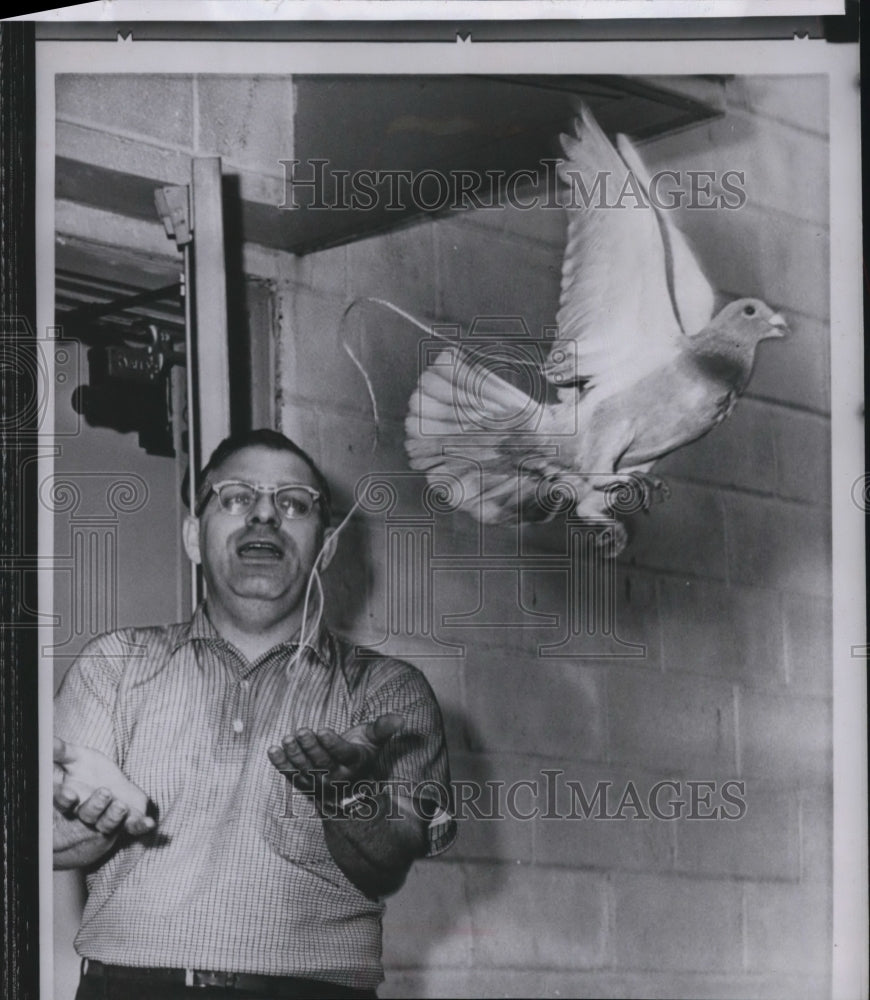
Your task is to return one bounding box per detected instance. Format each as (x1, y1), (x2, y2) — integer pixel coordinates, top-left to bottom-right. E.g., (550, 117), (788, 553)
(33, 16), (826, 42)
(0, 21), (40, 1000)
(821, 0), (859, 42)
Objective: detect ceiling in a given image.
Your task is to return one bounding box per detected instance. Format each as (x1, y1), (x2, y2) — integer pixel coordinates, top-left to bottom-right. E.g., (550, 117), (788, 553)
(56, 74), (725, 258)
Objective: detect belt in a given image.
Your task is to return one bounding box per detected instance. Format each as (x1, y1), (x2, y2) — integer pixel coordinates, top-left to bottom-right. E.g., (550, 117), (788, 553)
(81, 959), (376, 997)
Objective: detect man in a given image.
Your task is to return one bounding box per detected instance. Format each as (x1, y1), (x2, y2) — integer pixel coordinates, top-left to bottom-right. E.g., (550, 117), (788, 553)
(54, 428), (455, 999)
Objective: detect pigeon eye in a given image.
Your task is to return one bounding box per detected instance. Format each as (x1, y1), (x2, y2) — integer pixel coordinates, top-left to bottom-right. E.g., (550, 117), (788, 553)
(743, 305), (756, 317)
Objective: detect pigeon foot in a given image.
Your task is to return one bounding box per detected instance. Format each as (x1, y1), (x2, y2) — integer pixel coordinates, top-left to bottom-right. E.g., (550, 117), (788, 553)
(593, 520), (629, 558)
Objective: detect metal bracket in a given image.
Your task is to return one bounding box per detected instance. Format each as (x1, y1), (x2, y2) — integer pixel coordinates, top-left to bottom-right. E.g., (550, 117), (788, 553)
(154, 185), (192, 247)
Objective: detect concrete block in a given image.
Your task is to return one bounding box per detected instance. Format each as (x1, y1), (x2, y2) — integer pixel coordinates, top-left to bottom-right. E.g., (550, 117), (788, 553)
(321, 515), (379, 638)
(675, 202), (829, 324)
(419, 656), (467, 745)
(748, 313), (829, 415)
(382, 860), (472, 970)
(799, 785), (832, 883)
(725, 76), (829, 138)
(278, 400), (320, 454)
(57, 120), (191, 185)
(674, 784), (800, 880)
(407, 969), (826, 999)
(657, 577), (786, 687)
(347, 222), (438, 318)
(307, 408), (381, 508)
(500, 198), (568, 251)
(282, 288), (374, 416)
(466, 863), (607, 969)
(434, 570), (551, 658)
(771, 409), (831, 506)
(431, 558), (657, 667)
(621, 481), (727, 580)
(434, 219), (562, 337)
(523, 565), (628, 668)
(357, 297), (439, 424)
(447, 752), (535, 863)
(782, 593), (832, 696)
(292, 242), (347, 296)
(609, 567), (660, 666)
(744, 880), (832, 975)
(655, 399), (778, 495)
(607, 666), (737, 773)
(643, 106), (829, 228)
(612, 873), (742, 972)
(723, 494), (831, 596)
(464, 653), (606, 761)
(380, 970), (470, 999)
(738, 689), (831, 784)
(616, 971), (830, 1000)
(462, 970), (628, 999)
(532, 761), (675, 872)
(196, 76), (293, 173)
(57, 75), (194, 147)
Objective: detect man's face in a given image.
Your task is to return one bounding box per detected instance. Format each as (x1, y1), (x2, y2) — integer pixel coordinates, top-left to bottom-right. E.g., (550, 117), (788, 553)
(183, 445), (333, 628)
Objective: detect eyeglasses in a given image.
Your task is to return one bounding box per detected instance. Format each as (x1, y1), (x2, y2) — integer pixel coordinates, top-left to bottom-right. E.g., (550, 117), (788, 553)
(200, 480), (323, 520)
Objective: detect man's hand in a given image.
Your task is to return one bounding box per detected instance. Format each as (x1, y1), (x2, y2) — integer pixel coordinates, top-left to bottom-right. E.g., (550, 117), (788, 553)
(54, 737), (155, 838)
(267, 714), (429, 899)
(267, 714), (404, 812)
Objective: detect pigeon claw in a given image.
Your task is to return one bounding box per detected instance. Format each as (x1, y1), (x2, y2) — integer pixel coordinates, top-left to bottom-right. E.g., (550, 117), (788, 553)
(602, 472), (670, 516)
(640, 473), (670, 508)
(593, 520), (629, 558)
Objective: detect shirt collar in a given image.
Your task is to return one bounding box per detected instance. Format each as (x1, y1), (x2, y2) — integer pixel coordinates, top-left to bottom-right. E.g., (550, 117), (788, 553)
(173, 602), (336, 670)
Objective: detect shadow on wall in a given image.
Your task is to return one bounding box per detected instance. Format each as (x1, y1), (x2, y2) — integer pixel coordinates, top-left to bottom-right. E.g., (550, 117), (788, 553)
(380, 709), (514, 989)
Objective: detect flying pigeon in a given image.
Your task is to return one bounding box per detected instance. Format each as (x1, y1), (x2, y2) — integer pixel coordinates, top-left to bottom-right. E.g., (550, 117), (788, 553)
(404, 104), (787, 554)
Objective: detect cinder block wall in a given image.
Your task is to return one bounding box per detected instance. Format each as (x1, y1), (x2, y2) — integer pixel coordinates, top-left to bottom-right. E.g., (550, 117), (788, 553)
(279, 77), (832, 999)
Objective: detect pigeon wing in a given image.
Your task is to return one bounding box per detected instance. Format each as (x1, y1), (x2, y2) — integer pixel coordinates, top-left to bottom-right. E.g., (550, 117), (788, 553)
(614, 132), (716, 337)
(405, 347), (579, 523)
(551, 105), (685, 395)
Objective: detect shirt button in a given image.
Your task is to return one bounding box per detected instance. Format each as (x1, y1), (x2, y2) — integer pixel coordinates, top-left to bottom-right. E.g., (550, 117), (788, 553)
(232, 719), (244, 734)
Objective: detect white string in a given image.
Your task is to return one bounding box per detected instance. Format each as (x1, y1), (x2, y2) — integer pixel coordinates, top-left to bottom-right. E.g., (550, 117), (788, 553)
(338, 295), (547, 449)
(290, 497), (362, 671)
(342, 341), (380, 453)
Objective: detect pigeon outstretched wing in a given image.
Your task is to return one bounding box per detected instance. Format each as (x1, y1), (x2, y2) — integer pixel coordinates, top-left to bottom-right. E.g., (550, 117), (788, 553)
(613, 130), (717, 339)
(405, 346), (578, 523)
(546, 105), (717, 394)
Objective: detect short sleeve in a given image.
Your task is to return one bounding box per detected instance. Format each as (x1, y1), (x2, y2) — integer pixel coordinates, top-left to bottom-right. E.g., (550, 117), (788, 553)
(54, 633), (127, 762)
(354, 658), (457, 858)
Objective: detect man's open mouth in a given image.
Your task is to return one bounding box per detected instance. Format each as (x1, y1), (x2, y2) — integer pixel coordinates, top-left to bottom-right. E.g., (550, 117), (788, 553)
(237, 540), (285, 559)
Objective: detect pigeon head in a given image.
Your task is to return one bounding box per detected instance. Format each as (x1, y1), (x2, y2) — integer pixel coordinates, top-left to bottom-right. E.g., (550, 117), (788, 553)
(713, 298), (789, 344)
(689, 298), (788, 391)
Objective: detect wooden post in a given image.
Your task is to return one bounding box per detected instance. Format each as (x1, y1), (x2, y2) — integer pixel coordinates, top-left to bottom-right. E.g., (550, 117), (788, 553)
(190, 157), (231, 471)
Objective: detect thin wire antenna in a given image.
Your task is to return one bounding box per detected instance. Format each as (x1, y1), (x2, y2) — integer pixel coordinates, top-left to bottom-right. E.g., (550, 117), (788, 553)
(342, 341), (380, 453)
(337, 296), (466, 457)
(352, 296), (439, 338)
(338, 294), (548, 458)
(289, 498), (362, 672)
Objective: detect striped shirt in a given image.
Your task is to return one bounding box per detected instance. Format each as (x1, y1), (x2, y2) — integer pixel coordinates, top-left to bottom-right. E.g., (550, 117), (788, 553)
(54, 605), (455, 989)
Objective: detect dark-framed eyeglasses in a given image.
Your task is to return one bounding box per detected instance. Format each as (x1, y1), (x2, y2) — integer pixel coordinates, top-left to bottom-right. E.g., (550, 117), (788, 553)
(199, 480), (322, 520)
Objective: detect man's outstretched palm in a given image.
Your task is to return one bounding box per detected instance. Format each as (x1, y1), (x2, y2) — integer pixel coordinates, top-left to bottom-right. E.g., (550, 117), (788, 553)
(267, 713), (405, 808)
(54, 737), (155, 837)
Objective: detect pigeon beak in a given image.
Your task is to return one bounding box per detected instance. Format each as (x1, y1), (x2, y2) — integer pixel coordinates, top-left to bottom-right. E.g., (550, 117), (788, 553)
(763, 313), (789, 338)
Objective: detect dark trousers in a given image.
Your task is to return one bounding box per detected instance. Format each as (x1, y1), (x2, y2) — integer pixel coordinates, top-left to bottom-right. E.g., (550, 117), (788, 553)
(75, 971), (378, 1000)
